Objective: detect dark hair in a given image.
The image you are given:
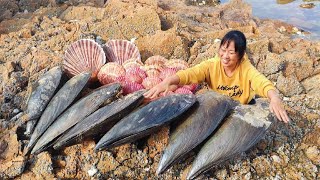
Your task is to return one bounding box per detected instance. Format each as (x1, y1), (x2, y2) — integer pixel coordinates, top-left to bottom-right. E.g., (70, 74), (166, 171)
(220, 30), (247, 61)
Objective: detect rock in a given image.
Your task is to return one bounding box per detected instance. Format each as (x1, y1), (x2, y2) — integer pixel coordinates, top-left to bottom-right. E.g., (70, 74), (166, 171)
(0, 1), (18, 21)
(0, 156), (26, 178)
(30, 152), (55, 179)
(304, 146), (320, 165)
(137, 29), (188, 60)
(276, 74), (304, 97)
(301, 73), (320, 96)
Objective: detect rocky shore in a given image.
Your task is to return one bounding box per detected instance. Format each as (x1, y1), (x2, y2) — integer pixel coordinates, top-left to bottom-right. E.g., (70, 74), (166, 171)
(0, 0), (319, 179)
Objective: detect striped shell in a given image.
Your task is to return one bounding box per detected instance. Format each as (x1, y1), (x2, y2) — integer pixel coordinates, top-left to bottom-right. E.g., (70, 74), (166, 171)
(63, 39), (106, 81)
(165, 59), (189, 70)
(182, 84), (198, 92)
(174, 87), (193, 94)
(145, 69), (161, 78)
(126, 67), (147, 80)
(103, 40), (141, 65)
(122, 58), (144, 70)
(122, 82), (144, 95)
(97, 62), (126, 85)
(159, 68), (177, 80)
(145, 55), (167, 66)
(142, 77), (162, 89)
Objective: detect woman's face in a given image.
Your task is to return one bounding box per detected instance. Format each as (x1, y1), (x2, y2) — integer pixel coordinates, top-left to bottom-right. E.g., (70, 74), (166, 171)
(218, 41), (240, 70)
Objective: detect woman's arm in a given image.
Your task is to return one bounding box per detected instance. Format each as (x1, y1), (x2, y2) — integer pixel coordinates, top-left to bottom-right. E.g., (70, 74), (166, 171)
(267, 89), (290, 123)
(143, 74), (180, 99)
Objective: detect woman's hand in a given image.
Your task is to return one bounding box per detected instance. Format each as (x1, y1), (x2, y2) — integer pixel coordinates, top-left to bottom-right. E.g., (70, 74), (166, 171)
(268, 90), (290, 123)
(143, 75), (180, 99)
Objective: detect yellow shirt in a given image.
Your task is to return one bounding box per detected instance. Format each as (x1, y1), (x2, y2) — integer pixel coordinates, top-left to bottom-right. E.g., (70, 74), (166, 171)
(176, 55), (276, 104)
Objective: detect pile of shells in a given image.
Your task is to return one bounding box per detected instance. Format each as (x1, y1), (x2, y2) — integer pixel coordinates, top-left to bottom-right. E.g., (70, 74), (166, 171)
(63, 39), (198, 96)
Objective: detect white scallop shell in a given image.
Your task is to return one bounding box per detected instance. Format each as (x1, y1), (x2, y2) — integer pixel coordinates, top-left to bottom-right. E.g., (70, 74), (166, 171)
(63, 39), (106, 81)
(103, 39), (141, 65)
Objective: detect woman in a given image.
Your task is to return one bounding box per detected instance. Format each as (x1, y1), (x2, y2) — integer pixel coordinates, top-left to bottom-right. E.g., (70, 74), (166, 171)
(144, 30), (290, 123)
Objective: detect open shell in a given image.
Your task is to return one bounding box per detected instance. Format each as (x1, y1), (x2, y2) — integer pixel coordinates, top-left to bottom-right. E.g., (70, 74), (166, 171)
(103, 40), (141, 65)
(122, 58), (144, 70)
(142, 77), (162, 89)
(63, 39), (106, 81)
(98, 62), (126, 85)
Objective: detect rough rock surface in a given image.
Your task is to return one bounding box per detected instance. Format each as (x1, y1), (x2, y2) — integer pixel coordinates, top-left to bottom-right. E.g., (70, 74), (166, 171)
(0, 0), (319, 179)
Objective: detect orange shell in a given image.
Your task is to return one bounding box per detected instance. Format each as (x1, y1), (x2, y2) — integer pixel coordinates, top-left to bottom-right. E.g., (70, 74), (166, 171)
(103, 40), (141, 65)
(165, 59), (189, 70)
(97, 62), (126, 85)
(63, 39), (106, 81)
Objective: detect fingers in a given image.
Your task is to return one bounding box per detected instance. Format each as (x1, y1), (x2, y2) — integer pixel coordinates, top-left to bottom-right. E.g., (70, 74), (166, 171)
(269, 103), (291, 123)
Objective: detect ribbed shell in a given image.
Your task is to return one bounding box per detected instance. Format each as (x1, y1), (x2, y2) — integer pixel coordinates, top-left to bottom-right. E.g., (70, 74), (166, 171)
(103, 40), (141, 65)
(98, 62), (126, 85)
(63, 39), (106, 81)
(122, 82), (144, 95)
(175, 87), (193, 94)
(142, 77), (162, 89)
(145, 69), (161, 78)
(126, 67), (147, 79)
(165, 59), (189, 70)
(122, 58), (144, 70)
(182, 84), (198, 92)
(159, 68), (178, 80)
(145, 55), (167, 66)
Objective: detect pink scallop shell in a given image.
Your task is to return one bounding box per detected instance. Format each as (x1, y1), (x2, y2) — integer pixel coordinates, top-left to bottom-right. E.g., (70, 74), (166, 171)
(181, 84), (198, 92)
(63, 39), (106, 81)
(103, 39), (141, 65)
(145, 69), (161, 78)
(97, 62), (126, 85)
(122, 58), (144, 70)
(165, 59), (189, 70)
(122, 81), (144, 95)
(142, 77), (162, 89)
(125, 71), (143, 84)
(159, 68), (178, 80)
(174, 87), (193, 94)
(126, 67), (147, 79)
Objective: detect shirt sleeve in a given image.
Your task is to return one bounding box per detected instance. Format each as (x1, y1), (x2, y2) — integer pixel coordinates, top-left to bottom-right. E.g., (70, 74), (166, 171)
(247, 64), (276, 98)
(176, 59), (213, 85)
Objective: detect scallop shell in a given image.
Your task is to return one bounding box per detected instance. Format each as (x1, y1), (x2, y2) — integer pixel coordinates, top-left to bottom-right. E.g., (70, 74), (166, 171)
(122, 81), (144, 95)
(174, 87), (193, 94)
(165, 59), (189, 70)
(122, 58), (144, 70)
(145, 55), (167, 66)
(125, 71), (143, 84)
(103, 40), (141, 65)
(126, 67), (147, 80)
(145, 69), (161, 78)
(142, 77), (162, 89)
(63, 39), (106, 81)
(98, 62), (126, 85)
(182, 84), (198, 92)
(159, 68), (178, 80)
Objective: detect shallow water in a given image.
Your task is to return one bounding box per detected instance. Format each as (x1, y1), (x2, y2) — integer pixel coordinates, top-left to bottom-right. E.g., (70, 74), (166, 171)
(221, 0), (320, 40)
